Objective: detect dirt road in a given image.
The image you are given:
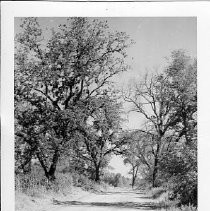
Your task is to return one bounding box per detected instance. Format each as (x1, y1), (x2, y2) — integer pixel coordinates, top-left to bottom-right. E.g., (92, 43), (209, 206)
(50, 188), (163, 211)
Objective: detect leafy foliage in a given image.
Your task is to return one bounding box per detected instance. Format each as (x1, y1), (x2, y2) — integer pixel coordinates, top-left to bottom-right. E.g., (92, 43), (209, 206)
(73, 95), (125, 181)
(122, 50), (197, 204)
(15, 17), (132, 180)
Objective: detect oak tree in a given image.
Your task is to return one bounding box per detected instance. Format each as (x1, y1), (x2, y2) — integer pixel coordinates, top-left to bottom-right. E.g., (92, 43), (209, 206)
(122, 50), (197, 187)
(15, 17), (132, 181)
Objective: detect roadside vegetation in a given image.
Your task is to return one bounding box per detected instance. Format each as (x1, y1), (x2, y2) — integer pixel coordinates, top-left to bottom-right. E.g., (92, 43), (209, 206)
(15, 17), (197, 211)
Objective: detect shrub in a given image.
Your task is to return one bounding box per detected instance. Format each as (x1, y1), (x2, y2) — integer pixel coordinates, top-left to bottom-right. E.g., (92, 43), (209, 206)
(159, 142), (197, 206)
(148, 187), (167, 199)
(147, 187), (197, 211)
(163, 204), (197, 211)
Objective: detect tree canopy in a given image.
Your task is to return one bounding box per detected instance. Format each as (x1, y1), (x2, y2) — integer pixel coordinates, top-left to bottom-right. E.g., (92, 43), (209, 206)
(122, 50), (197, 203)
(15, 17), (132, 181)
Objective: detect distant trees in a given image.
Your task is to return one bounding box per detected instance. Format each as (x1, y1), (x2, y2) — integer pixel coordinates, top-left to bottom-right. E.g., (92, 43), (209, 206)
(123, 157), (139, 188)
(121, 131), (156, 187)
(15, 17), (132, 181)
(102, 172), (131, 187)
(123, 136), (141, 188)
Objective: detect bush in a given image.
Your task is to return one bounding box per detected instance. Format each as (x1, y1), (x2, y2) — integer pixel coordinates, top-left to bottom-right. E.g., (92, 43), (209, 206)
(169, 172), (197, 206)
(147, 187), (167, 199)
(146, 187), (197, 211)
(179, 205), (197, 211)
(159, 143), (197, 206)
(163, 204), (197, 211)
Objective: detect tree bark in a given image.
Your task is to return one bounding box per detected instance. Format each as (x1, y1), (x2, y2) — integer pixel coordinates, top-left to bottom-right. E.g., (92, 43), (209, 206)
(36, 148), (60, 182)
(131, 172), (135, 188)
(152, 139), (161, 187)
(152, 157), (158, 187)
(47, 149), (60, 181)
(95, 165), (100, 182)
(131, 166), (138, 189)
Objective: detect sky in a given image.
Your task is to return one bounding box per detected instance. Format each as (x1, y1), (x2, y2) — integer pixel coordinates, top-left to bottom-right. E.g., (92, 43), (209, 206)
(15, 17), (197, 177)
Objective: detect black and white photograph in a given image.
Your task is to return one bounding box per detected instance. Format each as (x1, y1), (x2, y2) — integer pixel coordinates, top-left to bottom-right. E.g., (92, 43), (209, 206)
(2, 2), (210, 211)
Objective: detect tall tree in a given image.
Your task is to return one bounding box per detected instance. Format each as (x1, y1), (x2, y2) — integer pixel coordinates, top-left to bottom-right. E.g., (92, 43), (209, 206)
(15, 17), (132, 181)
(123, 50), (196, 187)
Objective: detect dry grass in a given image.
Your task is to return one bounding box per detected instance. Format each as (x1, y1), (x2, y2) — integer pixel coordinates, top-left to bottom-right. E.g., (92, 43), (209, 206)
(160, 205), (197, 211)
(15, 172), (74, 211)
(145, 187), (197, 211)
(15, 172), (74, 197)
(15, 169), (112, 211)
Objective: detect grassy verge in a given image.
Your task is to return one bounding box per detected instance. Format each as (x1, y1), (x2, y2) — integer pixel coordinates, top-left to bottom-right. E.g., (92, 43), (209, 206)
(15, 171), (111, 211)
(145, 187), (197, 211)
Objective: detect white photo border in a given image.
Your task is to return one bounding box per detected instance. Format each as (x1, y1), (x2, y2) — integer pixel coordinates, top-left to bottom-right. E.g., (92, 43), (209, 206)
(2, 1), (210, 210)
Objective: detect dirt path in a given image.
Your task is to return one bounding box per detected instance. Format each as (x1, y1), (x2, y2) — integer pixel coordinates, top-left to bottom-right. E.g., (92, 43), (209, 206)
(50, 188), (163, 211)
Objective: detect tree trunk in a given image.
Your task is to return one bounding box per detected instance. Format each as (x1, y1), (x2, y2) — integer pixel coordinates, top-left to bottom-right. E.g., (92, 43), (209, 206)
(152, 156), (159, 187)
(47, 149), (59, 181)
(95, 165), (100, 182)
(36, 148), (60, 182)
(152, 135), (162, 187)
(131, 175), (135, 188)
(131, 166), (138, 189)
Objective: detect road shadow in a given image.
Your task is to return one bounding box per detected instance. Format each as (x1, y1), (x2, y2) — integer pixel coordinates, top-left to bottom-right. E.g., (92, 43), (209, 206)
(136, 196), (152, 199)
(134, 192), (149, 196)
(96, 191), (136, 195)
(96, 190), (146, 196)
(52, 199), (168, 210)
